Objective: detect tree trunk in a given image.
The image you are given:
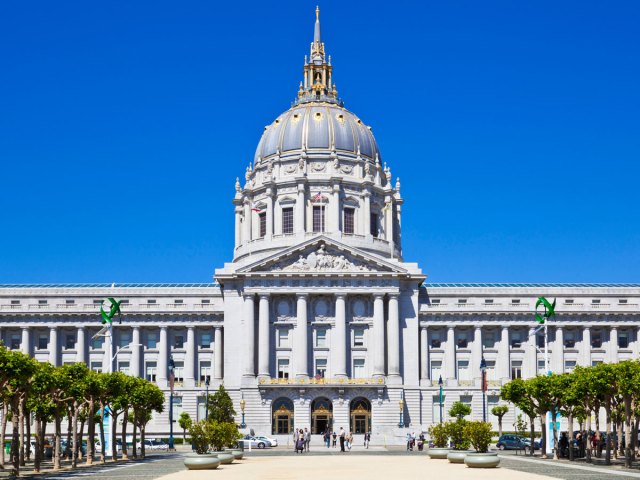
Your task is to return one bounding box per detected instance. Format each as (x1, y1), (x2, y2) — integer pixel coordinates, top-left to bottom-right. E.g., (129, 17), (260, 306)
(72, 401), (79, 468)
(121, 408), (128, 461)
(78, 416), (86, 461)
(552, 411), (559, 459)
(11, 398), (20, 476)
(18, 397), (25, 467)
(0, 402), (7, 468)
(617, 419), (624, 460)
(131, 418), (138, 460)
(34, 418), (43, 472)
(498, 416), (503, 438)
(53, 415), (62, 471)
(25, 406), (31, 462)
(605, 404), (612, 465)
(585, 411), (592, 462)
(140, 424), (146, 459)
(529, 416), (536, 457)
(595, 403), (602, 458)
(632, 418), (639, 462)
(540, 415), (548, 459)
(65, 411), (72, 460)
(99, 407), (106, 464)
(41, 420), (48, 472)
(87, 398), (95, 465)
(568, 412), (574, 461)
(111, 411), (119, 462)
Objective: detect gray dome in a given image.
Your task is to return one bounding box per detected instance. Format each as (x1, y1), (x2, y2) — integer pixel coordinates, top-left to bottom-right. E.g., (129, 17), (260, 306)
(255, 103), (379, 162)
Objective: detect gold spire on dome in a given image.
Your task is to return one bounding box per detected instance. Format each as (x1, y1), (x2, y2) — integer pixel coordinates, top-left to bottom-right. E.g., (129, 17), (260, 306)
(296, 6), (340, 105)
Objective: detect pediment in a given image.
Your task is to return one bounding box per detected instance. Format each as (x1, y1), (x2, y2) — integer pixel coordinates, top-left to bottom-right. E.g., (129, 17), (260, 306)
(237, 236), (407, 275)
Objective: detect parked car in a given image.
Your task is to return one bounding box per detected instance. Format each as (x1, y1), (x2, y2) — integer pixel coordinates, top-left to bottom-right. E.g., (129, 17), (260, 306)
(94, 439), (122, 453)
(137, 439), (169, 451)
(60, 439), (88, 456)
(254, 435), (278, 447)
(496, 434), (539, 453)
(239, 435), (271, 449)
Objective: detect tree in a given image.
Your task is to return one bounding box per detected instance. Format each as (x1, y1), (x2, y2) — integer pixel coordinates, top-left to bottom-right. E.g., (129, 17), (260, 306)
(491, 405), (509, 437)
(179, 412), (193, 444)
(501, 378), (537, 456)
(207, 385), (236, 423)
(129, 379), (164, 459)
(27, 362), (57, 472)
(613, 361), (640, 468)
(448, 401), (471, 420)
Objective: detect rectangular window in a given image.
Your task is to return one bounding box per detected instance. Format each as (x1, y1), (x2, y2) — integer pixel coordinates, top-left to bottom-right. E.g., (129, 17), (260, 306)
(277, 359), (290, 379)
(146, 362), (157, 382)
(343, 208), (355, 234)
(174, 335), (185, 349)
(458, 298), (467, 304)
(370, 213), (378, 237)
(431, 299), (440, 304)
(91, 335), (104, 350)
(174, 299), (183, 305)
(277, 328), (290, 348)
(485, 360), (496, 381)
(313, 206), (325, 233)
(592, 360), (603, 366)
(67, 299), (76, 305)
(510, 332), (522, 348)
(201, 299), (210, 305)
(457, 360), (470, 381)
(90, 361), (103, 373)
(38, 300), (47, 306)
(565, 299), (574, 304)
(118, 361), (130, 375)
(10, 335), (20, 350)
(259, 212), (266, 238)
(10, 300), (20, 306)
(460, 395), (473, 411)
(537, 359), (546, 375)
(173, 361), (184, 383)
(315, 358), (327, 378)
(511, 299), (521, 304)
(172, 396), (182, 421)
(353, 328), (365, 347)
(511, 360), (523, 379)
(200, 361), (211, 383)
(563, 332), (575, 348)
(485, 299), (494, 304)
(37, 335), (48, 350)
(430, 360), (442, 381)
(483, 331), (496, 349)
(92, 299), (102, 305)
(200, 333), (212, 348)
(457, 336), (468, 348)
(353, 358), (365, 379)
(282, 207), (294, 234)
(430, 333), (442, 348)
(147, 299), (156, 304)
(619, 299), (628, 305)
(315, 328), (327, 348)
(536, 334), (544, 348)
(564, 360), (576, 372)
(65, 334), (76, 350)
(197, 397), (207, 422)
(118, 331), (131, 348)
(618, 331), (629, 349)
(591, 331), (602, 348)
(146, 331), (158, 349)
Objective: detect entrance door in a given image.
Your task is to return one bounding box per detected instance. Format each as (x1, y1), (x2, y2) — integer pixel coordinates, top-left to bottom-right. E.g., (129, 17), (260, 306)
(353, 415), (367, 434)
(276, 415), (290, 434)
(272, 397), (294, 435)
(349, 397), (372, 434)
(311, 397), (333, 434)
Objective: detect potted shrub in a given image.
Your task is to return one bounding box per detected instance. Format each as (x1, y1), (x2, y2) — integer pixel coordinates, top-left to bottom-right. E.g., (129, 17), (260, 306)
(427, 423), (450, 459)
(463, 421), (500, 468)
(446, 402), (472, 463)
(183, 421), (221, 470)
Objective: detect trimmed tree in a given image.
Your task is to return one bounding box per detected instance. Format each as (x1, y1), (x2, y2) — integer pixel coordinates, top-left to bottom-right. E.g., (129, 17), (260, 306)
(179, 412), (193, 444)
(491, 405), (509, 438)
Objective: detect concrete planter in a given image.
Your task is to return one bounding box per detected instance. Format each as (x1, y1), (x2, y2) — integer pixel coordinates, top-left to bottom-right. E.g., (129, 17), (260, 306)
(183, 453), (221, 470)
(464, 452), (501, 468)
(225, 449), (244, 460)
(216, 452), (235, 464)
(447, 450), (472, 463)
(427, 448), (450, 459)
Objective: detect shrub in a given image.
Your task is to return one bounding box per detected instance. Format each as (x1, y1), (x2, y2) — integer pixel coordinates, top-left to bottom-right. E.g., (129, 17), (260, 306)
(189, 422), (209, 454)
(446, 420), (470, 450)
(465, 421), (493, 453)
(449, 401), (471, 420)
(428, 423), (449, 448)
(187, 419), (242, 453)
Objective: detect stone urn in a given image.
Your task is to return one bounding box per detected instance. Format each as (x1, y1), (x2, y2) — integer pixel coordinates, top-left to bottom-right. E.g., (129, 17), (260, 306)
(183, 453), (221, 470)
(427, 448), (450, 459)
(447, 450), (471, 463)
(216, 451), (235, 464)
(225, 449), (244, 460)
(464, 452), (501, 468)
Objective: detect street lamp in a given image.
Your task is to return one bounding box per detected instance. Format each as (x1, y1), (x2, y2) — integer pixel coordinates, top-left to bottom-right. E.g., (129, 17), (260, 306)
(480, 357), (487, 422)
(205, 377), (210, 421)
(168, 355), (175, 450)
(438, 375), (444, 424)
(398, 398), (405, 428)
(239, 398), (246, 428)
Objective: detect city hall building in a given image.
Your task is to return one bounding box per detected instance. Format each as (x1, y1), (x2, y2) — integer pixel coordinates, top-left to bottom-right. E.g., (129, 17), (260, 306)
(1, 10), (639, 443)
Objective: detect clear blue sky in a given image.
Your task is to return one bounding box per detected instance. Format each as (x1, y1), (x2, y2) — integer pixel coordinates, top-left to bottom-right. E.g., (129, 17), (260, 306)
(1, 0), (638, 284)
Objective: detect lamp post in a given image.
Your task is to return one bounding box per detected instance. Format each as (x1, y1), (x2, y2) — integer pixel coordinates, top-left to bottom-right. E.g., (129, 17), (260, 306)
(398, 398), (405, 428)
(240, 399), (246, 428)
(480, 357), (487, 422)
(438, 375), (444, 424)
(168, 355), (175, 450)
(205, 377), (210, 421)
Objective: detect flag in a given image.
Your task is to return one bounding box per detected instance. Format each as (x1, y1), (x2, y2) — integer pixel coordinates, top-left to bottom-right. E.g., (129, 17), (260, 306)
(482, 371), (487, 392)
(312, 192), (324, 202)
(251, 203), (264, 213)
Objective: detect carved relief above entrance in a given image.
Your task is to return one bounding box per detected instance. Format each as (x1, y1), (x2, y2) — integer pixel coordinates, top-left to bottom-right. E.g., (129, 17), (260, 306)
(270, 243), (373, 272)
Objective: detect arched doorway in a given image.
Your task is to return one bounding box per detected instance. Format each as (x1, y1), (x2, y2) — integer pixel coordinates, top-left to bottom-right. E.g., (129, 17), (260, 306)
(272, 397), (294, 435)
(311, 397), (333, 434)
(349, 397), (372, 434)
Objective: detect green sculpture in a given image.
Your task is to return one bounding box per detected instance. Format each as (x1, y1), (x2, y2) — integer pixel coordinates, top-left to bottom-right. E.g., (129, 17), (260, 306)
(534, 297), (556, 324)
(100, 297), (122, 325)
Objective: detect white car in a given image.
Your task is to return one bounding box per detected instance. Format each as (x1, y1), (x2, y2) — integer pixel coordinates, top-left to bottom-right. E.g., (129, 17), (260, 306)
(239, 436), (271, 448)
(254, 435), (278, 447)
(137, 439), (169, 451)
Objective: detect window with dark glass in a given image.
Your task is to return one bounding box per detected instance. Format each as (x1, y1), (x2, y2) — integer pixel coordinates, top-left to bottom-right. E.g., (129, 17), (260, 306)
(174, 335), (184, 349)
(370, 213), (378, 237)
(313, 206), (325, 233)
(37, 335), (48, 350)
(256, 212), (265, 238)
(282, 207), (294, 234)
(618, 331), (629, 349)
(344, 208), (355, 234)
(65, 334), (76, 350)
(591, 332), (602, 348)
(511, 360), (523, 379)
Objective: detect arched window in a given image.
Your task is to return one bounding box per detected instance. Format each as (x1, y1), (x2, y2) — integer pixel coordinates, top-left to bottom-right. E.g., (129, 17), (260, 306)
(349, 397), (372, 434)
(272, 397), (294, 434)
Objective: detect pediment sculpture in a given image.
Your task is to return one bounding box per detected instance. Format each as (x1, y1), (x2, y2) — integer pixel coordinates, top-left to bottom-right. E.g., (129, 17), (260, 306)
(270, 243), (372, 272)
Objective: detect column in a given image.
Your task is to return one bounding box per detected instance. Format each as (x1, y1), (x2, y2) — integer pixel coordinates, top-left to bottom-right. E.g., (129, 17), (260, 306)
(472, 326), (482, 386)
(554, 326), (564, 373)
(185, 326), (196, 387)
(157, 327), (168, 387)
(296, 183), (305, 234)
(76, 326), (86, 364)
(331, 181), (340, 232)
(49, 327), (58, 366)
(243, 200), (252, 243)
(373, 294), (385, 377)
(295, 294), (308, 379)
(214, 327), (223, 380)
(21, 326), (31, 356)
(234, 206), (242, 248)
(387, 293), (400, 379)
(498, 326), (510, 383)
(444, 326), (456, 384)
(526, 326), (536, 377)
(581, 326), (591, 367)
(634, 327), (640, 359)
(265, 188), (274, 239)
(420, 326), (428, 380)
(258, 294), (270, 377)
(130, 326), (141, 377)
(609, 326), (619, 363)
(243, 294), (256, 377)
(363, 190), (371, 238)
(334, 294), (347, 378)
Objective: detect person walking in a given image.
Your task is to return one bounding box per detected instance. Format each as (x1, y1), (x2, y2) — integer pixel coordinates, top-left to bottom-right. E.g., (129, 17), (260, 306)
(332, 431), (337, 448)
(304, 427), (311, 452)
(347, 431), (353, 451)
(324, 428), (330, 448)
(297, 429), (305, 453)
(364, 431), (370, 449)
(293, 428), (298, 452)
(339, 427), (346, 452)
